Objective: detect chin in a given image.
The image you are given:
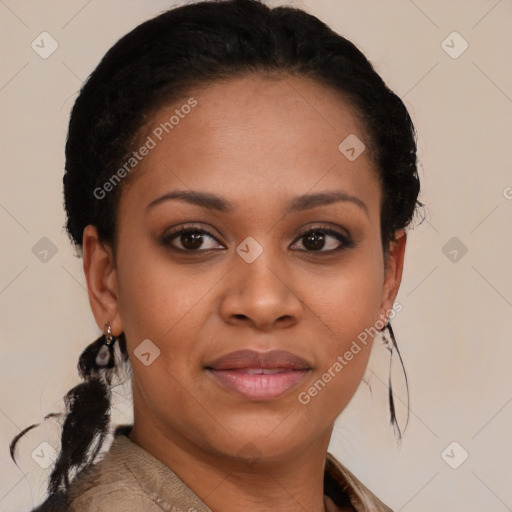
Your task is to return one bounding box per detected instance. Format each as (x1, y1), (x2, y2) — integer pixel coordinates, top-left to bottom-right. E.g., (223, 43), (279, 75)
(207, 412), (324, 462)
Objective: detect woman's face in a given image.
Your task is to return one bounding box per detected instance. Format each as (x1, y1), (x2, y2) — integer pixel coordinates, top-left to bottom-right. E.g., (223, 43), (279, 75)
(85, 74), (405, 464)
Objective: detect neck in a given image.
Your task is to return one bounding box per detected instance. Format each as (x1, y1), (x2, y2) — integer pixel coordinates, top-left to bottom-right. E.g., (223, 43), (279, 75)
(129, 420), (335, 512)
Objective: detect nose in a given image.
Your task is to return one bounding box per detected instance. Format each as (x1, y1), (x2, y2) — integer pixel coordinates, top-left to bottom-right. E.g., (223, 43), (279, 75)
(218, 251), (303, 331)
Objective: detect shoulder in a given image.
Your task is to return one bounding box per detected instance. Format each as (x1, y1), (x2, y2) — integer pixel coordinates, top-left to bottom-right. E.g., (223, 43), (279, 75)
(61, 434), (210, 512)
(64, 436), (167, 512)
(325, 452), (394, 512)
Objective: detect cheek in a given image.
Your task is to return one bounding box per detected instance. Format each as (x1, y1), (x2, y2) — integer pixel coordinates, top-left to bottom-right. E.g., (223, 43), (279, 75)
(115, 253), (211, 407)
(299, 250), (384, 400)
(307, 252), (384, 346)
(296, 286), (381, 416)
(114, 244), (212, 357)
(113, 253), (228, 441)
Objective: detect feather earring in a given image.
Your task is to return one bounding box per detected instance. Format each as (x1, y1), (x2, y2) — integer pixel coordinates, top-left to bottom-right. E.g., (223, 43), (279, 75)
(95, 323), (116, 368)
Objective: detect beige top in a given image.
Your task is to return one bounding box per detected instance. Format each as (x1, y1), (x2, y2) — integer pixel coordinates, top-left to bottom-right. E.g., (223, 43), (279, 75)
(60, 433), (393, 512)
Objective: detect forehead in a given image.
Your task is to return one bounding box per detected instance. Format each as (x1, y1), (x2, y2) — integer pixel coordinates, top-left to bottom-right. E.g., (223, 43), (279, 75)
(120, 73), (380, 214)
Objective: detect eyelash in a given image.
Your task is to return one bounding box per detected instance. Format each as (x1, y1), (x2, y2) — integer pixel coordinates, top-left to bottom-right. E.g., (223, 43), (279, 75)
(160, 223), (354, 254)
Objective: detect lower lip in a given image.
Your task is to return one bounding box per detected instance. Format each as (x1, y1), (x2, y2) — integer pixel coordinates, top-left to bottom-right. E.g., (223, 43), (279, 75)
(207, 369), (310, 400)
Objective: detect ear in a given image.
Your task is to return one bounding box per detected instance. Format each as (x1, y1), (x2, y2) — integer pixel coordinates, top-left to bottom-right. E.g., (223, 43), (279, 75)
(82, 225), (123, 336)
(379, 229), (407, 322)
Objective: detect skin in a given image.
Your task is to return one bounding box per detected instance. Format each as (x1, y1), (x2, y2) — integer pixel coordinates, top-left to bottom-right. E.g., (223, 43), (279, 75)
(83, 74), (406, 512)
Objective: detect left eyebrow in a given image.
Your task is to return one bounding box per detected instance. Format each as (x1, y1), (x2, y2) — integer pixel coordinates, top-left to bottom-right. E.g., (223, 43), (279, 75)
(288, 191), (368, 216)
(145, 189), (368, 216)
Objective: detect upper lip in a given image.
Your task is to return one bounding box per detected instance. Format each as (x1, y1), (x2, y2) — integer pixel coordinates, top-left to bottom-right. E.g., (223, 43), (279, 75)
(205, 349), (311, 370)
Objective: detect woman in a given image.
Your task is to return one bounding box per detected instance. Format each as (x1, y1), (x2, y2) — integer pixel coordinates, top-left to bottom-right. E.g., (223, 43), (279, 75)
(10, 0), (419, 510)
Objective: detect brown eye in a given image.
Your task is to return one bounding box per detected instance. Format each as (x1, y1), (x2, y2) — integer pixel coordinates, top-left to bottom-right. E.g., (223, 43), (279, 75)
(302, 231), (327, 251)
(160, 226), (224, 252)
(292, 227), (354, 252)
(178, 231), (206, 250)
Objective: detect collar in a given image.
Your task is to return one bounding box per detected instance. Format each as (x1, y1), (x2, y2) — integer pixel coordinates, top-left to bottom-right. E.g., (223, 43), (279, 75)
(69, 432), (392, 512)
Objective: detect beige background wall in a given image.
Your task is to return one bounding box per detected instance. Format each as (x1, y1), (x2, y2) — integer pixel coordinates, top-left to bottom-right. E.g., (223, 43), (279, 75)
(1, 1), (511, 510)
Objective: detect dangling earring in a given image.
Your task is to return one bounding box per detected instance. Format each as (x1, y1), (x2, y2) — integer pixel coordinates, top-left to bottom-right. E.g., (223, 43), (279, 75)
(382, 322), (394, 354)
(95, 323), (117, 367)
(382, 322), (409, 441)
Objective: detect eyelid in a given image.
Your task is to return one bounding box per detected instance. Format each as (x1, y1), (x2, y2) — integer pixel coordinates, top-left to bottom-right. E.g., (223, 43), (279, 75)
(294, 223), (351, 241)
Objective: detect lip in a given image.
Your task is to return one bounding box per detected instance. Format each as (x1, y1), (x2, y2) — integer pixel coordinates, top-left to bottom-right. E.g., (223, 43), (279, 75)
(205, 349), (311, 401)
